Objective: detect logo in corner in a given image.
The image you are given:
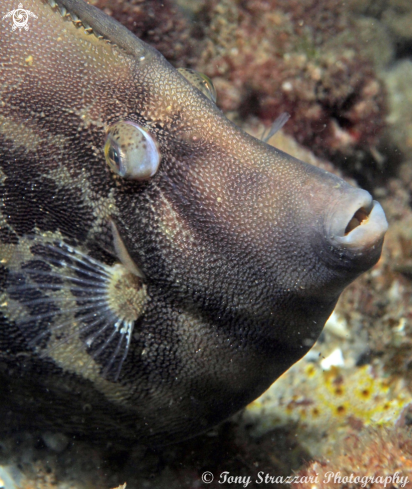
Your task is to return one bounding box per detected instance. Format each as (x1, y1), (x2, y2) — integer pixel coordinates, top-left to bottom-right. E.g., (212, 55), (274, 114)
(2, 3), (38, 31)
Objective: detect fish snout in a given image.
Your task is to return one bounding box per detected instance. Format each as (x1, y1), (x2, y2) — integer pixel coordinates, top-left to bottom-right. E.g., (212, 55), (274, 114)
(326, 188), (388, 258)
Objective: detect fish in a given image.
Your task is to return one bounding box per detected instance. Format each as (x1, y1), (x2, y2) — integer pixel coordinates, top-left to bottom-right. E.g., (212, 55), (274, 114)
(0, 0), (388, 446)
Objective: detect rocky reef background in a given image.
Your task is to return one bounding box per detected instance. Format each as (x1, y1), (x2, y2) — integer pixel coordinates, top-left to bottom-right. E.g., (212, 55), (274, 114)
(2, 0), (412, 488)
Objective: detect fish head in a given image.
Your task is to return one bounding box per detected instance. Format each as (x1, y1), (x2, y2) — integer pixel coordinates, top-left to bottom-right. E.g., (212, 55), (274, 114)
(44, 0), (387, 356)
(111, 81), (388, 353)
(0, 0), (389, 443)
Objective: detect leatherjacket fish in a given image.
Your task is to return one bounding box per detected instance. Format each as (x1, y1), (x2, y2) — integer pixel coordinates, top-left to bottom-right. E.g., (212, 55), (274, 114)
(0, 0), (388, 445)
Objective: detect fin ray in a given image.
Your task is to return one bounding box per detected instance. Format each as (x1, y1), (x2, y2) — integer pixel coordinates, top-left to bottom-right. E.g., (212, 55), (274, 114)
(12, 268), (108, 287)
(262, 112), (290, 142)
(2, 237), (147, 382)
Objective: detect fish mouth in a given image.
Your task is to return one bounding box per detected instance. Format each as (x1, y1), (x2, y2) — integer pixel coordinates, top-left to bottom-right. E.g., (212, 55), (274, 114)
(328, 189), (388, 252)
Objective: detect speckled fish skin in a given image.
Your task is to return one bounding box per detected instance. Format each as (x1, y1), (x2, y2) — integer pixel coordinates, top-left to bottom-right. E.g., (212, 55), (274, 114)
(0, 0), (387, 445)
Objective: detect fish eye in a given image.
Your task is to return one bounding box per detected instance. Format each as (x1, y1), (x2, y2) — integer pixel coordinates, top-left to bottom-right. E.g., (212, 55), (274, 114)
(178, 68), (217, 103)
(104, 121), (161, 180)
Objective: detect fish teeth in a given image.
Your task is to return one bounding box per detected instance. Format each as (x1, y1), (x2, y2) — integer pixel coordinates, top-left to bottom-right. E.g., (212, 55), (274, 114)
(48, 0), (56, 8)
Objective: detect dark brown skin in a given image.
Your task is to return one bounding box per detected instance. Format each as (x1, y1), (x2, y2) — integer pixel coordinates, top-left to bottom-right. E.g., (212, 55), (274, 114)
(0, 0), (387, 446)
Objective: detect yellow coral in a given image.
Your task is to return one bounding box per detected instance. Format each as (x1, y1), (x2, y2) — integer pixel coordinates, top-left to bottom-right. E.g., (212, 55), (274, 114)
(245, 361), (412, 458)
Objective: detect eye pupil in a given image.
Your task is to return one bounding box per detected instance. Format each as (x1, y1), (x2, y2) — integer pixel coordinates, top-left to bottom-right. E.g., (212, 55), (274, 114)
(109, 147), (120, 168)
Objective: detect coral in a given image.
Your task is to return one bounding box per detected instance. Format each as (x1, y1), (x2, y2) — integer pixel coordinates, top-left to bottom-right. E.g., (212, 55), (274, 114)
(384, 61), (412, 156)
(194, 0), (387, 165)
(292, 427), (412, 489)
(349, 0), (412, 45)
(244, 361), (412, 458)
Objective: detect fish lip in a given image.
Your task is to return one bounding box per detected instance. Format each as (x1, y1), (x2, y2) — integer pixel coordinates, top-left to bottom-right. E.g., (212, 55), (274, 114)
(326, 190), (388, 253)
